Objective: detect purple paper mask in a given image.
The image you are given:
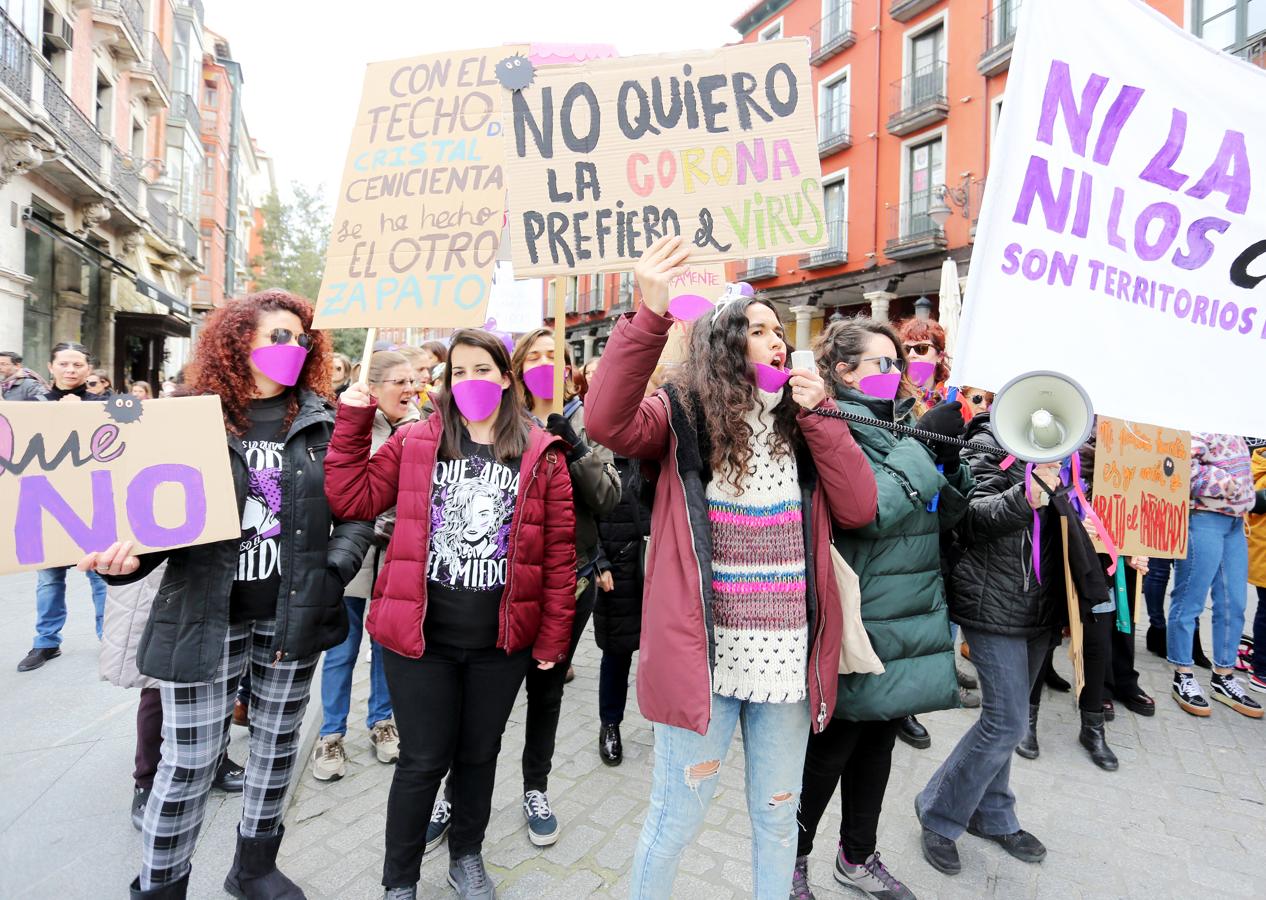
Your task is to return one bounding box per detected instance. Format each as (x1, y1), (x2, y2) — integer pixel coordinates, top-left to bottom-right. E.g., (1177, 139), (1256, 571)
(751, 363), (791, 393)
(907, 361), (937, 388)
(667, 293), (714, 321)
(522, 364), (561, 400)
(451, 379), (503, 422)
(858, 372), (901, 400)
(250, 345), (308, 387)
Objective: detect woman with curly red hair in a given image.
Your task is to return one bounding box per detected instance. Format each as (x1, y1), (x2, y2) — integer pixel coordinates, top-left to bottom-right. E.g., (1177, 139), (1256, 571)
(895, 318), (950, 414)
(81, 290), (373, 900)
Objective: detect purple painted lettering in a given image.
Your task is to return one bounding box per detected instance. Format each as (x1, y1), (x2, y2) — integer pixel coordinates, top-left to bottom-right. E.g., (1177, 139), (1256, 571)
(89, 424), (124, 463)
(1133, 202), (1181, 262)
(1091, 84), (1145, 165)
(1011, 156), (1073, 231)
(1035, 60), (1108, 157)
(125, 464), (207, 548)
(14, 470), (117, 565)
(1186, 130), (1251, 215)
(1138, 109), (1189, 191)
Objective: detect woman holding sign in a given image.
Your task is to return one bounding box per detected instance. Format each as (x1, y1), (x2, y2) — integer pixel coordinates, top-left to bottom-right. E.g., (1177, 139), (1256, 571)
(585, 235), (877, 899)
(325, 329), (576, 900)
(83, 290), (374, 900)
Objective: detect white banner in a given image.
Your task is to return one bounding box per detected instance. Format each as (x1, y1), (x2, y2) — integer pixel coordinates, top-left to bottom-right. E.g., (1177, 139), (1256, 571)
(955, 0), (1266, 436)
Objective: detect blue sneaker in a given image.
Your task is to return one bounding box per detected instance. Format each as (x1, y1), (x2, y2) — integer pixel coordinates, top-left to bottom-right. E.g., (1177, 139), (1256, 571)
(424, 798), (450, 853)
(522, 790), (559, 846)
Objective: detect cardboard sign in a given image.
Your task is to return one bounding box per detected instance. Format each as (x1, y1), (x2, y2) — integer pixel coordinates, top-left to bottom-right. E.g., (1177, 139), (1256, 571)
(501, 40), (828, 276)
(1090, 417), (1191, 559)
(0, 397), (240, 573)
(659, 263), (728, 366)
(314, 47), (525, 331)
(954, 0), (1266, 436)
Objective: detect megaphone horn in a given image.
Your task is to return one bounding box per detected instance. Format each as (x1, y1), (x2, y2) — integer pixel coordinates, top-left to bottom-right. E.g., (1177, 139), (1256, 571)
(990, 371), (1095, 464)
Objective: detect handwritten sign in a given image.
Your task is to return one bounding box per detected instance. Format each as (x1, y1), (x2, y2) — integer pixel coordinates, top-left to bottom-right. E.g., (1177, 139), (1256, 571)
(314, 47), (525, 330)
(501, 40), (827, 276)
(659, 263), (727, 365)
(485, 261), (545, 334)
(1090, 417), (1191, 558)
(0, 397), (239, 573)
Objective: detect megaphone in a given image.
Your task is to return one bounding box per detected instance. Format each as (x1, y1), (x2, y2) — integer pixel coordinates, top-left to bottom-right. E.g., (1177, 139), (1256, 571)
(990, 371), (1094, 464)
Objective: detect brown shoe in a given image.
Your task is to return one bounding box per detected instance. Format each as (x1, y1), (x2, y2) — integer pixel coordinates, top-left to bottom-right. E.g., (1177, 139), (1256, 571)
(232, 699), (250, 728)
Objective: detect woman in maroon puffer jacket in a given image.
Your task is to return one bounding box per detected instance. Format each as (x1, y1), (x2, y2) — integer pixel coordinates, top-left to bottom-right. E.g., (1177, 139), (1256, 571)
(325, 328), (576, 900)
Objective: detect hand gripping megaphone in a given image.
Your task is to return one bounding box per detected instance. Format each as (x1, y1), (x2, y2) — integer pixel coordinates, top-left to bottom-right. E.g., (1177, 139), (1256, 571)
(990, 371), (1095, 464)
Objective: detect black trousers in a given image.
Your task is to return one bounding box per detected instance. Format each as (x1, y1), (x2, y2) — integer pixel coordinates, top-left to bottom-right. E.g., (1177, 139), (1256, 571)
(1033, 613), (1111, 712)
(796, 717), (901, 862)
(134, 687), (163, 789)
(1105, 565), (1143, 699)
(381, 643), (529, 887)
(521, 579), (596, 792)
(599, 649), (634, 726)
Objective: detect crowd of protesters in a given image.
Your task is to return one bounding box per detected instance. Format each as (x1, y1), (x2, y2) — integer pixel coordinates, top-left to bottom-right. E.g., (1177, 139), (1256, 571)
(5, 235), (1263, 900)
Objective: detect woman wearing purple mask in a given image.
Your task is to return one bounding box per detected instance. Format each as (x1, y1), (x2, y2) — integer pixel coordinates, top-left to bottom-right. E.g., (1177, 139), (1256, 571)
(79, 290), (374, 900)
(895, 318), (949, 415)
(326, 328), (577, 900)
(788, 318), (971, 899)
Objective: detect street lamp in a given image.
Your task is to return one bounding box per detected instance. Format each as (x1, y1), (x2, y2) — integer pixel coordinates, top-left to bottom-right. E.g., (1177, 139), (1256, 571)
(928, 173), (974, 228)
(914, 296), (933, 321)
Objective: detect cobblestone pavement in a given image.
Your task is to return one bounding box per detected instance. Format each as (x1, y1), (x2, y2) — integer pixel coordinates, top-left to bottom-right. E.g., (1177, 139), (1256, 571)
(2, 570), (1263, 899)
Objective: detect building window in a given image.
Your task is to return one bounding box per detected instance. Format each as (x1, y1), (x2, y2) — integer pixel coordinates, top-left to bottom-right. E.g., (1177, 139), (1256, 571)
(592, 273), (605, 308)
(204, 84), (218, 108)
(1195, 0), (1266, 50)
(908, 24), (946, 107)
(820, 69), (849, 140)
(759, 18), (783, 41)
(823, 175), (847, 251)
(203, 155), (215, 190)
(95, 72), (113, 133)
(906, 135), (944, 237)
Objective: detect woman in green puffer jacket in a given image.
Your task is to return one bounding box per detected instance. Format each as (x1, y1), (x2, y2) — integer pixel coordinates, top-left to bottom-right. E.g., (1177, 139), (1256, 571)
(792, 317), (971, 900)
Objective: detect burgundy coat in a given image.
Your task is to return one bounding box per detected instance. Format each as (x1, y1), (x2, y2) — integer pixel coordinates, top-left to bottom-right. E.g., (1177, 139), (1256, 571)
(324, 403), (577, 662)
(586, 306), (878, 735)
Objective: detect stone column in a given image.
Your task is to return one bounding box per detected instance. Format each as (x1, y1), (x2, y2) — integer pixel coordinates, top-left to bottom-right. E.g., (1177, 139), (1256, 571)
(788, 304), (823, 349)
(864, 291), (897, 322)
(582, 334), (595, 363)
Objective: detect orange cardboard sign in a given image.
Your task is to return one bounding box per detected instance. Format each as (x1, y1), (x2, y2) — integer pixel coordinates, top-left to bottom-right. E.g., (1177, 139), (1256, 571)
(1090, 417), (1191, 559)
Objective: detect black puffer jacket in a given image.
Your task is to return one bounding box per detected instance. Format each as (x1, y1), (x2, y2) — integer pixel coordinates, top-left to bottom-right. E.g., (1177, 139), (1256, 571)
(112, 390), (373, 683)
(947, 414), (1065, 638)
(593, 456), (651, 656)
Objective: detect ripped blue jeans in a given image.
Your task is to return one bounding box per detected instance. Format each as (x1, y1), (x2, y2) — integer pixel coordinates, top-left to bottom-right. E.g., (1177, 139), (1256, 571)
(631, 694), (810, 899)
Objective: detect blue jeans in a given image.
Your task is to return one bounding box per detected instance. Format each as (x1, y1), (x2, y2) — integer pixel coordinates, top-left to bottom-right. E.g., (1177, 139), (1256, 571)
(1143, 557), (1173, 629)
(631, 694), (809, 899)
(1166, 511), (1249, 669)
(34, 566), (106, 648)
(320, 597), (392, 736)
(917, 627), (1050, 840)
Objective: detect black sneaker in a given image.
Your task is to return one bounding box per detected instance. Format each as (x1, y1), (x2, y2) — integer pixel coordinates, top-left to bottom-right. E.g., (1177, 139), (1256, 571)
(1172, 671), (1210, 717)
(424, 798), (451, 853)
(1210, 672), (1264, 719)
(131, 786), (149, 831)
(17, 647), (60, 672)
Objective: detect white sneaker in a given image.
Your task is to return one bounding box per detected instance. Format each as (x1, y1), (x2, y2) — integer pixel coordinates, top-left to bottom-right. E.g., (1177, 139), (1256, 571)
(370, 719), (401, 763)
(312, 734), (347, 781)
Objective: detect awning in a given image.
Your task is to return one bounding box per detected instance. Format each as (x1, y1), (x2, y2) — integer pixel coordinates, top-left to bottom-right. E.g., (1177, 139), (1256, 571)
(134, 277), (190, 319)
(113, 276), (192, 338)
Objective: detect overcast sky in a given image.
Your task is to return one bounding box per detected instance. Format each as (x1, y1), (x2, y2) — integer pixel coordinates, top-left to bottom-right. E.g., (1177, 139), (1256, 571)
(206, 0), (743, 203)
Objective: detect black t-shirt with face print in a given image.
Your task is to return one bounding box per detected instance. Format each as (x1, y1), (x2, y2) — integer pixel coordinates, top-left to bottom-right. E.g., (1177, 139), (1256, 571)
(424, 432), (521, 649)
(229, 394), (289, 623)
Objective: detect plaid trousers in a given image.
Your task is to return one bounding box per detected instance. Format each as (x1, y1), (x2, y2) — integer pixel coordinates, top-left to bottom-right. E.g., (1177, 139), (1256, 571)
(140, 619), (317, 888)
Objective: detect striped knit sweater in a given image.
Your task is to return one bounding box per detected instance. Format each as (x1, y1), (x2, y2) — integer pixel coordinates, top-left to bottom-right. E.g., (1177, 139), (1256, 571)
(706, 389), (808, 703)
(1190, 433), (1255, 516)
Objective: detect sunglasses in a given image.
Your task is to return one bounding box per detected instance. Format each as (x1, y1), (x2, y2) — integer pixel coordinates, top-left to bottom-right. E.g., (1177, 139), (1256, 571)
(904, 342), (937, 356)
(86, 379), (101, 387)
(862, 356), (907, 374)
(268, 328), (313, 350)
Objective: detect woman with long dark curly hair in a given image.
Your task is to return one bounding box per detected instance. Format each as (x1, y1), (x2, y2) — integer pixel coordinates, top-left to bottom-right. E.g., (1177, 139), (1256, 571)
(81, 290), (372, 900)
(585, 235), (878, 899)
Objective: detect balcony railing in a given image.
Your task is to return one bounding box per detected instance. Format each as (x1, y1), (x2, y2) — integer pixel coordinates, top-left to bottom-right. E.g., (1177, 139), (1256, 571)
(93, 0), (144, 55)
(0, 9), (33, 103)
(885, 198), (947, 260)
(980, 0), (1021, 76)
(744, 257), (777, 280)
(804, 218), (847, 269)
(110, 144), (141, 211)
(146, 31), (171, 94)
(887, 61), (948, 136)
(818, 103), (852, 156)
(809, 3), (855, 65)
(1233, 34), (1266, 69)
(181, 217), (199, 260)
(169, 91), (202, 135)
(43, 74), (105, 176)
(147, 191), (172, 237)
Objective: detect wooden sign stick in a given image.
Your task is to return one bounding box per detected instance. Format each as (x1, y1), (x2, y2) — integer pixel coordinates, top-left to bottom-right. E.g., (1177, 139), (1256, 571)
(359, 328), (377, 388)
(552, 278), (566, 416)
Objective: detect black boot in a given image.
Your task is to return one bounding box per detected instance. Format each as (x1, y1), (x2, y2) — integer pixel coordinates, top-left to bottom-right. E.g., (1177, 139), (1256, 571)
(224, 825), (305, 899)
(1145, 625), (1167, 658)
(599, 722), (623, 766)
(1015, 704), (1040, 759)
(1192, 626), (1212, 669)
(1078, 710), (1119, 771)
(898, 715), (931, 749)
(130, 871), (190, 899)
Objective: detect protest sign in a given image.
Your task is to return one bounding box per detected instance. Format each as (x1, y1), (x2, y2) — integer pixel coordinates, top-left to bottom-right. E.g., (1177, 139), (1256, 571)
(1090, 417), (1191, 559)
(0, 397), (239, 574)
(953, 0), (1266, 436)
(501, 40), (828, 277)
(659, 263), (727, 366)
(485, 261), (544, 334)
(314, 47), (524, 331)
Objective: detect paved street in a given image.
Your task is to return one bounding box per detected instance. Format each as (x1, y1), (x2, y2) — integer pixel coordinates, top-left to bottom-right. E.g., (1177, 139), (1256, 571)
(1, 570), (1263, 899)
